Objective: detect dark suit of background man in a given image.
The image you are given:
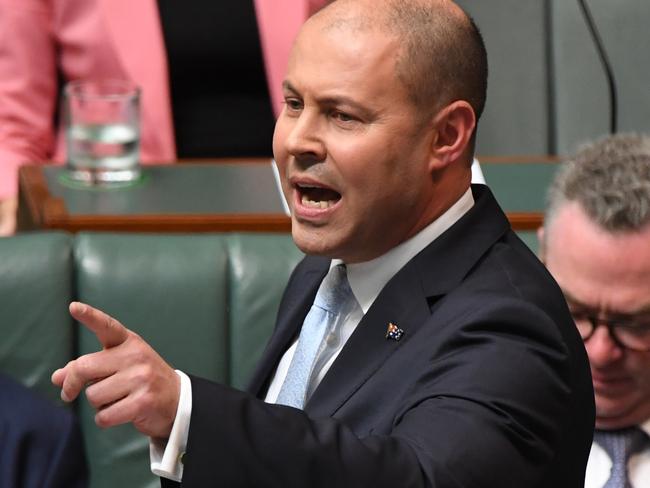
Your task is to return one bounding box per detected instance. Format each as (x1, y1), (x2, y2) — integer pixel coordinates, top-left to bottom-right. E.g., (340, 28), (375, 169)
(52, 0), (595, 486)
(539, 134), (650, 488)
(0, 374), (88, 488)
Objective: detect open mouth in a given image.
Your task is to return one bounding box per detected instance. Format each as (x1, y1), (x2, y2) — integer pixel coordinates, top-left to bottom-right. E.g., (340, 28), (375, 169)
(297, 184), (341, 209)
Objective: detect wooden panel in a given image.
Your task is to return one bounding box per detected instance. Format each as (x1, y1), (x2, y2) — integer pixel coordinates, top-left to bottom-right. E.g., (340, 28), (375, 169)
(18, 163), (291, 233)
(18, 158), (557, 233)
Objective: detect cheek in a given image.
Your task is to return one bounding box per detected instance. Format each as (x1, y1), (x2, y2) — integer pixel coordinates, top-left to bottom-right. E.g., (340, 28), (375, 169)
(341, 159), (424, 218)
(630, 356), (650, 388)
(332, 142), (401, 187)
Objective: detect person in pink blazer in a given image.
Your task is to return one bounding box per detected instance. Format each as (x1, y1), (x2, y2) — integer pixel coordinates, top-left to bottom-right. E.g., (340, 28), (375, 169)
(0, 0), (328, 235)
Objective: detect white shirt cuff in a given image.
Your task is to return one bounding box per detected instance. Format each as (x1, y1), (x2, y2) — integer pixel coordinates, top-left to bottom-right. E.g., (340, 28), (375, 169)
(150, 370), (192, 482)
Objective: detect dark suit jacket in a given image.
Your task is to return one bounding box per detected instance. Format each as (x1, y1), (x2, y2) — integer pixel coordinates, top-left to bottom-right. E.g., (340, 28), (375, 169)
(0, 375), (88, 488)
(172, 185), (595, 487)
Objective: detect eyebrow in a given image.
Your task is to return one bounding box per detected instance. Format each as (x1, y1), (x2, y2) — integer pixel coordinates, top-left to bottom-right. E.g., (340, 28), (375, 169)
(282, 81), (299, 95)
(281, 81), (379, 119)
(560, 288), (650, 316)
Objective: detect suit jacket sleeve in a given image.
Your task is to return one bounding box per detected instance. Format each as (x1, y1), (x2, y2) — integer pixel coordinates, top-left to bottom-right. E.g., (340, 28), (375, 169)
(178, 294), (589, 486)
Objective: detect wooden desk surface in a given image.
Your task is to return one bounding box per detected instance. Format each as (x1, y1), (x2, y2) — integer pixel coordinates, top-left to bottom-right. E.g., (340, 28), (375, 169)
(18, 161), (291, 233)
(17, 156), (560, 233)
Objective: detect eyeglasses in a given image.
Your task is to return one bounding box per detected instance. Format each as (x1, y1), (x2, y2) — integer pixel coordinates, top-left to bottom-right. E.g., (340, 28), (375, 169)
(570, 309), (650, 352)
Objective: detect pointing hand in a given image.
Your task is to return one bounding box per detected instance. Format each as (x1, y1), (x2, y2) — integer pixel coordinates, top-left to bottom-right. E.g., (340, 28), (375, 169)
(52, 302), (180, 439)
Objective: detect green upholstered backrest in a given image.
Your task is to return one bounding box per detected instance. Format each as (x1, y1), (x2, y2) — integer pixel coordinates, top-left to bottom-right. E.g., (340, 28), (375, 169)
(225, 233), (303, 390)
(0, 232), (74, 405)
(74, 233), (231, 488)
(0, 231), (302, 488)
(72, 232), (301, 488)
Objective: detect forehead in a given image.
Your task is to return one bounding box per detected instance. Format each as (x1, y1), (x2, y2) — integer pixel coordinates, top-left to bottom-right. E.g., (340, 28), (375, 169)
(545, 202), (650, 312)
(286, 19), (407, 100)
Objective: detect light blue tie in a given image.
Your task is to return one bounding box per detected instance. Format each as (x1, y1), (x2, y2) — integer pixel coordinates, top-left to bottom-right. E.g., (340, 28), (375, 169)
(276, 264), (352, 409)
(595, 428), (648, 488)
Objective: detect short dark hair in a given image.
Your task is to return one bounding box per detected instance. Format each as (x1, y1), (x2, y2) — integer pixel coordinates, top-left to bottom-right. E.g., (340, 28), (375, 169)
(385, 0), (488, 121)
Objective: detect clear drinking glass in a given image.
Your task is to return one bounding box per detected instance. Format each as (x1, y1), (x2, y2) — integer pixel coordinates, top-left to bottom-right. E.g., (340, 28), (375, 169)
(65, 79), (141, 184)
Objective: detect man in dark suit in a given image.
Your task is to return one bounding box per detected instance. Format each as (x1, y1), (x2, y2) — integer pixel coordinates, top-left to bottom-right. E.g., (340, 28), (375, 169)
(0, 374), (88, 488)
(538, 134), (650, 487)
(52, 0), (595, 486)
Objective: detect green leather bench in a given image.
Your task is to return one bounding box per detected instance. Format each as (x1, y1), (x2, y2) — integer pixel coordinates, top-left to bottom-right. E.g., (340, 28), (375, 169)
(0, 232), (303, 488)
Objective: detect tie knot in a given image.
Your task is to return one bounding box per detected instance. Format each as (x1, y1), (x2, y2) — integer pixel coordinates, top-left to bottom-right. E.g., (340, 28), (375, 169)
(314, 264), (352, 313)
(594, 427), (648, 464)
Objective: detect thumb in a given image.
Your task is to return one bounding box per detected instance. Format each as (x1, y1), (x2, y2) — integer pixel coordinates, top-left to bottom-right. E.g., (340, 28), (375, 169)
(69, 302), (129, 349)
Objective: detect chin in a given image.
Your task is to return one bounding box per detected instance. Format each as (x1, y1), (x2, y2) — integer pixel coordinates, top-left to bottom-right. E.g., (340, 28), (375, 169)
(595, 398), (647, 429)
(291, 226), (339, 258)
(595, 397), (626, 417)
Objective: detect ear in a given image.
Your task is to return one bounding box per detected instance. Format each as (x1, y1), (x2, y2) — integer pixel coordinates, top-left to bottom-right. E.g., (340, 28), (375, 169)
(429, 100), (476, 171)
(537, 225), (545, 261)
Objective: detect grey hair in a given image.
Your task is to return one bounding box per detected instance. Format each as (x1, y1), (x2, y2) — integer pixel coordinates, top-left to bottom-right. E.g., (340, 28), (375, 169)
(545, 133), (650, 233)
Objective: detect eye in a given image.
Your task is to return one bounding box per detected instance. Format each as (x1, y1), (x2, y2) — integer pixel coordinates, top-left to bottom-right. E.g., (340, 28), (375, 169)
(284, 98), (303, 113)
(332, 110), (356, 122)
(330, 110), (360, 127)
(610, 317), (650, 331)
(333, 111), (353, 122)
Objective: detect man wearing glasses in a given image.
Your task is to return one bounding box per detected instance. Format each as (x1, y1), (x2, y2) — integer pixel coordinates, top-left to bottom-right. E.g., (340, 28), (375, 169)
(539, 133), (650, 487)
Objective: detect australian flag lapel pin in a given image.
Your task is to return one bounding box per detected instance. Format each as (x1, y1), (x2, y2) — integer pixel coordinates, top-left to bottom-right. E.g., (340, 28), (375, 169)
(385, 322), (404, 341)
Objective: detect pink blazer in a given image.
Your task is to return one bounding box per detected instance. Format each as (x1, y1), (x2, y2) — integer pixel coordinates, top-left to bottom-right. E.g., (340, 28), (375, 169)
(0, 0), (326, 199)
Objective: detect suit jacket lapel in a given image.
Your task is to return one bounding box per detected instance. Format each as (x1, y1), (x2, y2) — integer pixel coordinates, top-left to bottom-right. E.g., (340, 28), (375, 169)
(416, 184), (510, 297)
(306, 261), (431, 417)
(306, 185), (511, 417)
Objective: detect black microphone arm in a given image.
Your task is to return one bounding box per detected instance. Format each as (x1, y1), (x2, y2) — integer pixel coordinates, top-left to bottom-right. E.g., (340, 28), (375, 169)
(576, 0), (618, 134)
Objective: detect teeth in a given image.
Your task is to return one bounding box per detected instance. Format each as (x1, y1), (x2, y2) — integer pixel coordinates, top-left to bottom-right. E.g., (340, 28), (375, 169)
(302, 194), (335, 209)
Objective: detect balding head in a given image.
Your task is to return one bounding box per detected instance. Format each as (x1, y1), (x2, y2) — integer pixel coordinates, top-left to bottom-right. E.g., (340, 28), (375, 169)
(308, 0), (488, 122)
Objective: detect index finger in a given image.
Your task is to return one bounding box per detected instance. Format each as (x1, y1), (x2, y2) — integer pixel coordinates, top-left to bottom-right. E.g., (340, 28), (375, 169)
(70, 302), (129, 349)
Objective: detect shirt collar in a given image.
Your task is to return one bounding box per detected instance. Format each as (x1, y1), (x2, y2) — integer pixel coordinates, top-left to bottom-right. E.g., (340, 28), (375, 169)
(332, 187), (474, 313)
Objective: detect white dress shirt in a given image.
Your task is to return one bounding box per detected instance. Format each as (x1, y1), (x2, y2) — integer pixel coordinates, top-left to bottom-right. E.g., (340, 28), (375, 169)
(150, 187), (475, 481)
(584, 420), (650, 488)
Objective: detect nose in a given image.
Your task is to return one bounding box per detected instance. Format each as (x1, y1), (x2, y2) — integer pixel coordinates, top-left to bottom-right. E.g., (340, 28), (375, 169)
(284, 110), (326, 165)
(585, 325), (624, 367)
